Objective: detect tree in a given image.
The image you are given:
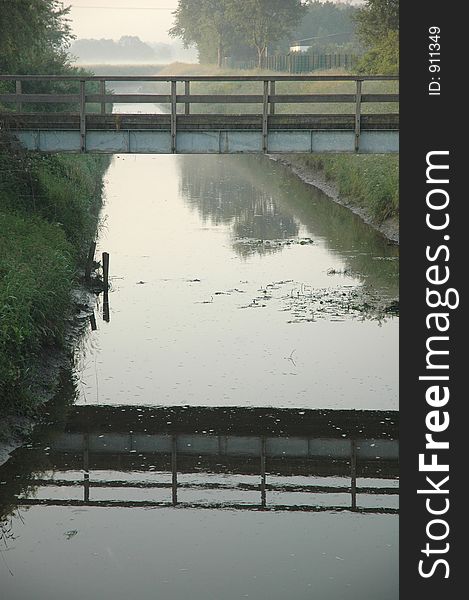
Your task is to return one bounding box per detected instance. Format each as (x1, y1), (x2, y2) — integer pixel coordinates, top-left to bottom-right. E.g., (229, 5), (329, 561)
(169, 0), (237, 67)
(233, 0), (305, 68)
(355, 0), (398, 46)
(355, 0), (399, 74)
(0, 0), (74, 74)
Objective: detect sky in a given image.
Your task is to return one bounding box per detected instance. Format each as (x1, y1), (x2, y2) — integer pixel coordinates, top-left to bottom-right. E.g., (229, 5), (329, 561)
(65, 0), (180, 44)
(65, 0), (364, 44)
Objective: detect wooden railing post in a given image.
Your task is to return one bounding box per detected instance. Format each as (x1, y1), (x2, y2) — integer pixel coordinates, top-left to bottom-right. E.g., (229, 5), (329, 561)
(83, 433), (90, 503)
(171, 80), (177, 153)
(354, 78), (363, 152)
(184, 80), (190, 115)
(269, 80), (276, 115)
(79, 79), (86, 152)
(171, 435), (178, 506)
(260, 437), (266, 509)
(100, 79), (106, 115)
(262, 80), (269, 153)
(15, 80), (22, 112)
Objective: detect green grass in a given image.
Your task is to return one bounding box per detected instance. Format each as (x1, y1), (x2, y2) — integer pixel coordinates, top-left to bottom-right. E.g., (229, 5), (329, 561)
(0, 139), (110, 414)
(286, 153), (399, 224)
(151, 63), (399, 115)
(0, 213), (74, 409)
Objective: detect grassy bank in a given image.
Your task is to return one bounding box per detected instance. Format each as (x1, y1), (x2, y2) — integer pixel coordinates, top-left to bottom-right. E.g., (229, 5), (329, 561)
(0, 138), (110, 415)
(281, 153), (399, 225)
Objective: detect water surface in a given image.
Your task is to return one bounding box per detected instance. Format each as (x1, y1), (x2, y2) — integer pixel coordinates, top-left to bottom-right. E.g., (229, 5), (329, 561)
(77, 153), (398, 410)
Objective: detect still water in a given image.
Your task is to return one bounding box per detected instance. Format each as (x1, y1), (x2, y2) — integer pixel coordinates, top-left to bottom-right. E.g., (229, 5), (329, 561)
(1, 146), (398, 598)
(78, 153), (398, 410)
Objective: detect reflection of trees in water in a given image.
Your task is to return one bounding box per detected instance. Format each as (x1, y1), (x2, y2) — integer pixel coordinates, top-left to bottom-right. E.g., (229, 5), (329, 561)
(177, 155), (398, 296)
(178, 156), (299, 256)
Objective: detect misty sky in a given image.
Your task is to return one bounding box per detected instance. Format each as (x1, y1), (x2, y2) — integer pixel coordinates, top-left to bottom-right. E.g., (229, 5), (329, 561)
(66, 0), (364, 44)
(66, 0), (179, 43)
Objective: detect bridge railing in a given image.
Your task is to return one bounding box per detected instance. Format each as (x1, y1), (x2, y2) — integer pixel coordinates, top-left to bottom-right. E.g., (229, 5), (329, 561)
(0, 74), (399, 153)
(0, 74), (399, 114)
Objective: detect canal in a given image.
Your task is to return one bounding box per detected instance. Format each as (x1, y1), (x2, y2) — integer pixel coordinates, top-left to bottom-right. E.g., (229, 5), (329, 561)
(1, 143), (398, 598)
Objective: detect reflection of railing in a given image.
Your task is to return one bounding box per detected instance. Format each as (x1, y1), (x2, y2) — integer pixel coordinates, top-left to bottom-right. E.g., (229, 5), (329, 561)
(2, 407), (398, 515)
(0, 74), (399, 153)
(16, 433), (398, 514)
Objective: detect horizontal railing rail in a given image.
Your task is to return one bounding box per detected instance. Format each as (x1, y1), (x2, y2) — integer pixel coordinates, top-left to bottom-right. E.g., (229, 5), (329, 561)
(0, 93), (400, 105)
(0, 74), (399, 82)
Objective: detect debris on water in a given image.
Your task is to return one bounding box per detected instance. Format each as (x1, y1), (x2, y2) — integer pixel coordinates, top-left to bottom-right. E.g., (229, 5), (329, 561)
(282, 284), (399, 323)
(195, 296), (214, 304)
(136, 281), (146, 285)
(233, 237), (314, 255)
(64, 530), (78, 540)
(239, 298), (267, 309)
(326, 267), (355, 276)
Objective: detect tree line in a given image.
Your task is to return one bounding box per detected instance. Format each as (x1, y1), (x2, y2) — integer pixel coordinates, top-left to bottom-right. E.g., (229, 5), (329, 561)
(170, 0), (398, 74)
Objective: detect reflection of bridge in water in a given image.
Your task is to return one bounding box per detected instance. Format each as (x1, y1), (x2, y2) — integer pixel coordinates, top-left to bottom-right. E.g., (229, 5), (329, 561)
(4, 406), (398, 515)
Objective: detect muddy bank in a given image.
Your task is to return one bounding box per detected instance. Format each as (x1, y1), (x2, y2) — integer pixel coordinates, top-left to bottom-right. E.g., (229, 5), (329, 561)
(0, 286), (97, 467)
(269, 155), (399, 244)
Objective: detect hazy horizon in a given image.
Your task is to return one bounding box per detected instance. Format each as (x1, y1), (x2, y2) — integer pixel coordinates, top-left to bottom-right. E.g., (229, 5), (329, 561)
(66, 0), (364, 45)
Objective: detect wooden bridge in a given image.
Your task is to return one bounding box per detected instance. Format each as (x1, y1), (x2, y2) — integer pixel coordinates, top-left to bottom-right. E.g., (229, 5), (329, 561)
(0, 74), (399, 154)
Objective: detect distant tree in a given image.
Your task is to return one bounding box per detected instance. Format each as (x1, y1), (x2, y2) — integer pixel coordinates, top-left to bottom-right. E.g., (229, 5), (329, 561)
(355, 0), (399, 73)
(169, 0), (237, 67)
(233, 0), (305, 68)
(71, 36), (156, 62)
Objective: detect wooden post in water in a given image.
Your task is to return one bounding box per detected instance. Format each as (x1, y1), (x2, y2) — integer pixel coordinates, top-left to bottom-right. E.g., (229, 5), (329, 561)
(102, 251), (110, 322)
(102, 251), (109, 289)
(103, 291), (110, 323)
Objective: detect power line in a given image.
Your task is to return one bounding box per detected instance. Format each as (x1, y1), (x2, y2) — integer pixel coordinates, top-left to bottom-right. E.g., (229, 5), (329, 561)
(69, 5), (174, 9)
(293, 32), (353, 44)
